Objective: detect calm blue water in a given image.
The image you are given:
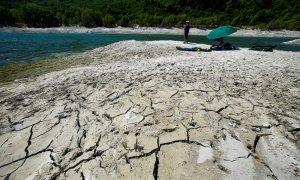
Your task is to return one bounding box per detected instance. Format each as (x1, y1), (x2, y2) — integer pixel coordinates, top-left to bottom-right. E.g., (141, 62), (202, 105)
(0, 32), (299, 65)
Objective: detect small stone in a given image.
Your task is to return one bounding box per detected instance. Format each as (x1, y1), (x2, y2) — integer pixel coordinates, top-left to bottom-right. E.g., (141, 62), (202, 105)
(229, 122), (237, 128)
(241, 127), (248, 133)
(15, 95), (24, 101)
(252, 127), (261, 132)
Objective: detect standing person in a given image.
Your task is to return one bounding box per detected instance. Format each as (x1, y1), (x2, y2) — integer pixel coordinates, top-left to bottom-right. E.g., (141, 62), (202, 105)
(183, 20), (190, 44)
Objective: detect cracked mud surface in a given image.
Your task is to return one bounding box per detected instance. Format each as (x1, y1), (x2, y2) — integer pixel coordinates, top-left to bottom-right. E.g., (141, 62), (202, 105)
(0, 40), (300, 180)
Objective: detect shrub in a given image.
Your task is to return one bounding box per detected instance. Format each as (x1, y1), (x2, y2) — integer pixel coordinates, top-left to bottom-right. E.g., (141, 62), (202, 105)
(81, 9), (95, 27)
(161, 15), (177, 27)
(102, 14), (116, 27)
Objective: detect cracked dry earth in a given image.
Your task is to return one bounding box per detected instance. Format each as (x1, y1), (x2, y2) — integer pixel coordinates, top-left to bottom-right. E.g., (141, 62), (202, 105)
(0, 40), (300, 180)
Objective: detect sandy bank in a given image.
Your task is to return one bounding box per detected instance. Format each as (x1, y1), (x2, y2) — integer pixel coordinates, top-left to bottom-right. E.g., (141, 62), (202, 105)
(0, 40), (300, 179)
(283, 39), (300, 44)
(1, 26), (300, 37)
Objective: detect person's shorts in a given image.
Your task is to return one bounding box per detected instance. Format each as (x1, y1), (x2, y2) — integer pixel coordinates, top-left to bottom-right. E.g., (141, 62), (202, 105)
(184, 33), (189, 38)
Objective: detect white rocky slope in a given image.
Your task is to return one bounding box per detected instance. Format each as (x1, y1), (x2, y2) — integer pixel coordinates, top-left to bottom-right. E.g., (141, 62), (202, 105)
(0, 40), (299, 180)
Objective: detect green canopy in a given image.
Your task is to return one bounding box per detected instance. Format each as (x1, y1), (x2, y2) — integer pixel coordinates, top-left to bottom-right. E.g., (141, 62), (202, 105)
(207, 25), (237, 40)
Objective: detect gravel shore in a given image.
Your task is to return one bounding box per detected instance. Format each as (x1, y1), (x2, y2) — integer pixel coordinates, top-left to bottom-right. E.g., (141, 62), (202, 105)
(1, 26), (300, 37)
(0, 40), (299, 179)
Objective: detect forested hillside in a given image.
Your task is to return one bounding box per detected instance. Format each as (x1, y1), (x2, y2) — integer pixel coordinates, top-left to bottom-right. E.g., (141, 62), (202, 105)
(0, 0), (299, 30)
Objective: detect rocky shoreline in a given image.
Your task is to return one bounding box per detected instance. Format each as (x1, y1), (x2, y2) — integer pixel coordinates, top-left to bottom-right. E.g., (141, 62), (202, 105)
(1, 27), (300, 37)
(0, 40), (300, 179)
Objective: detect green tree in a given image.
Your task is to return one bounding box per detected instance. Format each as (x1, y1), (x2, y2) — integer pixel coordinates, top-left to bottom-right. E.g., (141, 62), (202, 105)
(148, 16), (163, 27)
(0, 6), (15, 26)
(81, 9), (95, 27)
(56, 12), (67, 26)
(102, 14), (115, 27)
(93, 11), (103, 26)
(119, 15), (131, 27)
(65, 7), (82, 26)
(0, 0), (299, 30)
(10, 9), (23, 25)
(22, 3), (58, 27)
(161, 15), (177, 27)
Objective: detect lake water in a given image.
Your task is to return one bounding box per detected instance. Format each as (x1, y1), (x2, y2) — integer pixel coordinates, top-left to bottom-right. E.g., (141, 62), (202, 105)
(0, 32), (299, 65)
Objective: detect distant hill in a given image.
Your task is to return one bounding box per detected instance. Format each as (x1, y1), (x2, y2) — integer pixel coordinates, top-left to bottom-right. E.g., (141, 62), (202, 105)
(0, 0), (299, 30)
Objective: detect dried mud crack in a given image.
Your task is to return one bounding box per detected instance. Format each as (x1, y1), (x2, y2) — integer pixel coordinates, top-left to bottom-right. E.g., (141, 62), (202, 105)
(0, 40), (299, 180)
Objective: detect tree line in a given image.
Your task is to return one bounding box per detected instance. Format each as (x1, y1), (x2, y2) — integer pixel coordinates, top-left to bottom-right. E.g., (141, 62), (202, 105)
(0, 0), (299, 30)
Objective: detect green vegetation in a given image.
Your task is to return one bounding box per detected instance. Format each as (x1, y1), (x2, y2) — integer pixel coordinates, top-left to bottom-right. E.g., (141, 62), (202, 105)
(0, 55), (93, 83)
(0, 0), (299, 30)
